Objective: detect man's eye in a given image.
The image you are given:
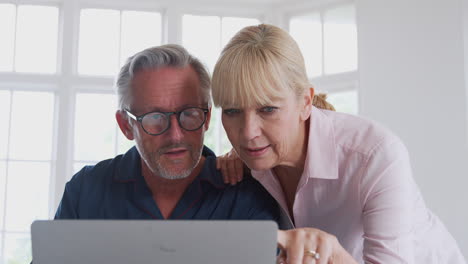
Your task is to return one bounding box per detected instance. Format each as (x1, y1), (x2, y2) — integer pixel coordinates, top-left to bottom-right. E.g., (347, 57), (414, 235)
(259, 106), (278, 113)
(223, 109), (241, 115)
(150, 113), (164, 120)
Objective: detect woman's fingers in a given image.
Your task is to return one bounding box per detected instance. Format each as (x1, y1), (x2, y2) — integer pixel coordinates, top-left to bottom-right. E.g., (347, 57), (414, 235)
(276, 249), (287, 264)
(277, 229), (343, 264)
(227, 158), (238, 185)
(217, 148), (245, 185)
(277, 230), (305, 264)
(315, 243), (332, 264)
(220, 159), (230, 184)
(235, 158), (244, 182)
(277, 230), (288, 251)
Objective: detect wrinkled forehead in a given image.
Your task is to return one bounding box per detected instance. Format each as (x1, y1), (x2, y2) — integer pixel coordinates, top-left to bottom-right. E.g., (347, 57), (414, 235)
(128, 67), (205, 112)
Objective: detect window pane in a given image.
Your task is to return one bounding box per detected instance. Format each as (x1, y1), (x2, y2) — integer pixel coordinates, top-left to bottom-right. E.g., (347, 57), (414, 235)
(204, 107), (233, 155)
(0, 162), (6, 229)
(0, 91), (11, 159)
(204, 107), (221, 154)
(221, 17), (259, 47)
(5, 161), (50, 232)
(4, 233), (32, 264)
(78, 9), (120, 76)
(323, 5), (357, 74)
(290, 13), (323, 78)
(120, 11), (161, 65)
(0, 4), (16, 72)
(220, 130), (233, 155)
(183, 15), (221, 73)
(117, 129), (134, 155)
(15, 5), (59, 73)
(9, 92), (54, 160)
(326, 90), (358, 115)
(74, 93), (116, 161)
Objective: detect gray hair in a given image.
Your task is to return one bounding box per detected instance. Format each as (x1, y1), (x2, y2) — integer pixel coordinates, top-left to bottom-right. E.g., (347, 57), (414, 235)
(115, 44), (211, 110)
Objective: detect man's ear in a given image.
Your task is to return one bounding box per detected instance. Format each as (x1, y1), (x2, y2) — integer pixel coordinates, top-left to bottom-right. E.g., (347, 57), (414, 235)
(116, 110), (135, 140)
(300, 87), (314, 121)
(203, 106), (212, 131)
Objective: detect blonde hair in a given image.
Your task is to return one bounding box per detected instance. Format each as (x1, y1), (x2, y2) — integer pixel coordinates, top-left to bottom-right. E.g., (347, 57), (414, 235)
(212, 24), (334, 111)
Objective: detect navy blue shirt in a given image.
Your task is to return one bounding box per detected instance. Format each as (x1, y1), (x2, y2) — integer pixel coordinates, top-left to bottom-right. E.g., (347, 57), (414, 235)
(55, 146), (279, 221)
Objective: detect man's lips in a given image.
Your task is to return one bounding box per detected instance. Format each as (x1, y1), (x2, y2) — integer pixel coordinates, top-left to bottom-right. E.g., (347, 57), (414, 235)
(163, 148), (188, 156)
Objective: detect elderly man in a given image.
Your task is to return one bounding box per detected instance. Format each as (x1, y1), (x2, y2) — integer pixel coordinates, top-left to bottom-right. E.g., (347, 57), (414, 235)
(54, 44), (278, 221)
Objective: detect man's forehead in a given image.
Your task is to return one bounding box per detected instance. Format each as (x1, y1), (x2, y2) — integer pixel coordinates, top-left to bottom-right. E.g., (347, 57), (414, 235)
(133, 66), (198, 81)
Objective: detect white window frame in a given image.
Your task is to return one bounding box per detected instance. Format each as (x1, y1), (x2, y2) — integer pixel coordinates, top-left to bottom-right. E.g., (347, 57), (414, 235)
(0, 0), (269, 226)
(282, 0), (359, 106)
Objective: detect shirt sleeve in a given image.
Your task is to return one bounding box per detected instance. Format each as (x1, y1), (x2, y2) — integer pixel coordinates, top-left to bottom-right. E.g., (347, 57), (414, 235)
(359, 138), (416, 263)
(54, 167), (87, 219)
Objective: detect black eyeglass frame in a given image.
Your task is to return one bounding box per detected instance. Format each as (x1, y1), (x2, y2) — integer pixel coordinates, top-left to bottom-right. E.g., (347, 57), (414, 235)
(124, 107), (209, 136)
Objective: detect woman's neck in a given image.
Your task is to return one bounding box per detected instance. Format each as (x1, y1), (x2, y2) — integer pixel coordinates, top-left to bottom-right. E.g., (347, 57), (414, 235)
(273, 118), (310, 216)
(276, 118), (309, 177)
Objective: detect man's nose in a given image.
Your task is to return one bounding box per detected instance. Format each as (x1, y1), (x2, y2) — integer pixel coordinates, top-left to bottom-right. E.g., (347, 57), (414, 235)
(166, 114), (184, 140)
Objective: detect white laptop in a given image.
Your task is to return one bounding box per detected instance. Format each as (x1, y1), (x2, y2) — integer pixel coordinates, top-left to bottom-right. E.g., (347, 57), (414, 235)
(31, 220), (277, 264)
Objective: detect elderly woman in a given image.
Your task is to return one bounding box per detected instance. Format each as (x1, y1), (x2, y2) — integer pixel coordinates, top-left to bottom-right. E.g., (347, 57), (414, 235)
(212, 24), (465, 264)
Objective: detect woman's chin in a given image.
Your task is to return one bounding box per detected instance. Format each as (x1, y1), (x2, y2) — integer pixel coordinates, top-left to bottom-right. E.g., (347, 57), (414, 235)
(243, 159), (275, 171)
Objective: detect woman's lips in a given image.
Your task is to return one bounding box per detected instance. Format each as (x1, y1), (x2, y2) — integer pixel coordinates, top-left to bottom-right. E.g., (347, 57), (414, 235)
(244, 145), (271, 157)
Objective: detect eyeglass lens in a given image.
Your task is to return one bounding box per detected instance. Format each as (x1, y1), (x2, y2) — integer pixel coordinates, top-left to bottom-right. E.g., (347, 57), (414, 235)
(141, 108), (205, 134)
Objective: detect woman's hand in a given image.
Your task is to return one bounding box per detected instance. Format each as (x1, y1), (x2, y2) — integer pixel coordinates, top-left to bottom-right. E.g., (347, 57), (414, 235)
(216, 148), (245, 185)
(276, 229), (358, 264)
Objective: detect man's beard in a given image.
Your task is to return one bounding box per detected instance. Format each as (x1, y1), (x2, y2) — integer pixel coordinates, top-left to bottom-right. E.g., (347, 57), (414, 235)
(150, 142), (203, 180)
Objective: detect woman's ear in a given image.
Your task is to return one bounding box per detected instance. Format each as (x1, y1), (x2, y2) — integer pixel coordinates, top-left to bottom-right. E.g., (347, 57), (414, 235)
(116, 110), (135, 140)
(300, 87), (314, 121)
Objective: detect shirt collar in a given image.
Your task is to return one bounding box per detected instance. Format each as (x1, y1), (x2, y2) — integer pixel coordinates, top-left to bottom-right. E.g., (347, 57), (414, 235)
(303, 106), (339, 180)
(113, 145), (225, 187)
(113, 146), (141, 182)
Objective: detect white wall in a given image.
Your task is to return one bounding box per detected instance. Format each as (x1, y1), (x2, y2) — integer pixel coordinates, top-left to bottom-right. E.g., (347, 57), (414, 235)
(357, 0), (468, 258)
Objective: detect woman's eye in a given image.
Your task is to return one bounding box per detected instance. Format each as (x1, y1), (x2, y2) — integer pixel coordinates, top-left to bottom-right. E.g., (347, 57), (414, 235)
(223, 109), (241, 115)
(259, 106), (278, 113)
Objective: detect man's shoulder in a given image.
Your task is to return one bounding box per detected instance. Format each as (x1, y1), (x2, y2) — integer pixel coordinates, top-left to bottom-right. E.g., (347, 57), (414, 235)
(200, 156), (279, 221)
(71, 156), (120, 183)
(202, 156), (275, 201)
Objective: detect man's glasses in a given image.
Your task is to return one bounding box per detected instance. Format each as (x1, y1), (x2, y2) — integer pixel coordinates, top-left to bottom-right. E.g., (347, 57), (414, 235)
(125, 107), (209, 136)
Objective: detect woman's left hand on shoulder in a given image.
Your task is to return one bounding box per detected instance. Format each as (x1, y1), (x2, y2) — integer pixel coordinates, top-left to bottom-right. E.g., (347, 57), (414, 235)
(276, 229), (358, 264)
(216, 148), (245, 185)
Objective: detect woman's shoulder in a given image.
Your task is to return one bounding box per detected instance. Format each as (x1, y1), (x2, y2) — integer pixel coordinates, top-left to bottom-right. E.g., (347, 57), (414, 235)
(319, 109), (404, 157)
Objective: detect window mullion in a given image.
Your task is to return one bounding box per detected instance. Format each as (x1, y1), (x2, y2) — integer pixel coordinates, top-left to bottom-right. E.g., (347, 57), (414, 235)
(117, 10), (123, 70)
(0, 91), (14, 261)
(51, 0), (78, 216)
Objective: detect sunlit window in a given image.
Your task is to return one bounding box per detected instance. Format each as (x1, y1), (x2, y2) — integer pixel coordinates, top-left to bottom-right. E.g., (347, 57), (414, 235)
(323, 5), (357, 74)
(290, 13), (323, 78)
(289, 4), (358, 115)
(0, 4), (59, 73)
(327, 90), (359, 115)
(183, 15), (259, 154)
(78, 9), (161, 76)
(0, 91), (54, 264)
(0, 4), (15, 72)
(182, 15), (221, 74)
(73, 93), (134, 176)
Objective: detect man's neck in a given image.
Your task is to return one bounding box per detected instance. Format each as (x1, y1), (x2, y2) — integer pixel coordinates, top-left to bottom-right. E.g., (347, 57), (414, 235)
(141, 156), (206, 219)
